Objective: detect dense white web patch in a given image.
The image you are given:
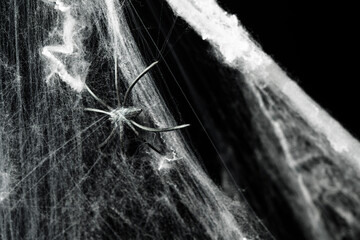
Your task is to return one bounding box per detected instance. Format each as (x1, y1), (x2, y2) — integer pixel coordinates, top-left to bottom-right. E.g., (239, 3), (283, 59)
(42, 0), (89, 92)
(166, 0), (271, 73)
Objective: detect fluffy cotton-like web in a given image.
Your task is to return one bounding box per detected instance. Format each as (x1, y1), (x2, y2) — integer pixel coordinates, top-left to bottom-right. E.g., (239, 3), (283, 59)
(0, 0), (272, 239)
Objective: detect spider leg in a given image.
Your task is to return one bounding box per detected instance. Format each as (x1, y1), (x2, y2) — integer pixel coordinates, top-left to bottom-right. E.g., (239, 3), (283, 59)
(84, 108), (112, 116)
(126, 120), (139, 136)
(130, 120), (190, 133)
(123, 61), (159, 106)
(85, 84), (113, 110)
(143, 140), (162, 154)
(98, 127), (116, 148)
(124, 121), (162, 154)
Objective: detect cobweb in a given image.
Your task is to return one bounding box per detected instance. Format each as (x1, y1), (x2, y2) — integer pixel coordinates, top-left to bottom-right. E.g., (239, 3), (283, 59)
(2, 0), (359, 239)
(0, 0), (273, 239)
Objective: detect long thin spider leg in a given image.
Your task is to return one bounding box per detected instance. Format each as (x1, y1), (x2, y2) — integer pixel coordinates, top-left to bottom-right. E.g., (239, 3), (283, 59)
(130, 120), (190, 133)
(123, 61), (159, 106)
(124, 122), (161, 153)
(85, 84), (113, 110)
(84, 108), (112, 116)
(126, 121), (139, 136)
(142, 139), (162, 154)
(98, 128), (116, 148)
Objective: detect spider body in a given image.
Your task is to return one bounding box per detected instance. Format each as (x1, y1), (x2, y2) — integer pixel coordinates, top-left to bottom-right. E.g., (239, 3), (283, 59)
(110, 107), (143, 127)
(84, 61), (190, 150)
(109, 107), (142, 137)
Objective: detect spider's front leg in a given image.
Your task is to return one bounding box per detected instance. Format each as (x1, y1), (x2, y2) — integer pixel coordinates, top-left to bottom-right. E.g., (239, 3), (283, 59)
(130, 120), (190, 133)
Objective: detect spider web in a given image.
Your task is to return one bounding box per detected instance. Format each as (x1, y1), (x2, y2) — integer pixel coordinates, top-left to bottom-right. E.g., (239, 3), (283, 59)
(0, 0), (272, 239)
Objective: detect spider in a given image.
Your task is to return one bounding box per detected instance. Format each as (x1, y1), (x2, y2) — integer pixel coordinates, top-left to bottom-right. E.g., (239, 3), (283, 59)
(83, 61), (190, 150)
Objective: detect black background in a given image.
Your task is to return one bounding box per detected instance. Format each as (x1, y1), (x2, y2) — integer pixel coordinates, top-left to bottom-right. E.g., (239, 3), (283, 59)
(217, 1), (359, 139)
